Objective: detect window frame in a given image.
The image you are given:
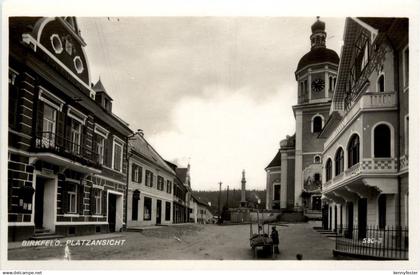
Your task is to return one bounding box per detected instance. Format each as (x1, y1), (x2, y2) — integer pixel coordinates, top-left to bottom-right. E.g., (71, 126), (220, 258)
(347, 134), (360, 168)
(112, 137), (124, 172)
(372, 123), (393, 158)
(325, 158), (333, 181)
(95, 189), (102, 215)
(311, 114), (324, 133)
(67, 184), (78, 214)
(335, 148), (344, 176)
(376, 73), (385, 93)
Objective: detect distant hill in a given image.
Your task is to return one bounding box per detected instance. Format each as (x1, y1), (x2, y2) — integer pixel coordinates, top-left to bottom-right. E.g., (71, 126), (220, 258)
(193, 189), (266, 215)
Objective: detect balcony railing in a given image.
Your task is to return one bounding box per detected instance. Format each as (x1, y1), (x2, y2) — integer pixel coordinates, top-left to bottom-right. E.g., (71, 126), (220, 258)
(325, 92), (397, 150)
(323, 159), (397, 191)
(34, 131), (101, 169)
(335, 225), (408, 260)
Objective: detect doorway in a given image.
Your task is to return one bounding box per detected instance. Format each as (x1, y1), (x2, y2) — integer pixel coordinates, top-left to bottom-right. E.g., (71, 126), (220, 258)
(358, 198), (368, 240)
(34, 180), (45, 228)
(156, 200), (162, 225)
(108, 193), (117, 232)
(34, 176), (56, 232)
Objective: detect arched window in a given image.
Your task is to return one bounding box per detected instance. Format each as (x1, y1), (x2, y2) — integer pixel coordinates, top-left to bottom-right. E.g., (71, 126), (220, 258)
(377, 74), (385, 92)
(374, 124), (391, 158)
(378, 194), (387, 229)
(347, 134), (360, 168)
(326, 158), (333, 181)
(313, 116), (323, 133)
(132, 190), (140, 221)
(314, 155), (321, 163)
(335, 148), (344, 176)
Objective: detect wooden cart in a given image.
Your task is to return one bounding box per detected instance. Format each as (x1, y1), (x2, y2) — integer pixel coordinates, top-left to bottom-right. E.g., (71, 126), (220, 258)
(249, 212), (274, 259)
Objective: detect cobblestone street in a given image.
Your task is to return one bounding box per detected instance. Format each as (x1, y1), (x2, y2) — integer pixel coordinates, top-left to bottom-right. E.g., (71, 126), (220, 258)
(8, 221), (335, 260)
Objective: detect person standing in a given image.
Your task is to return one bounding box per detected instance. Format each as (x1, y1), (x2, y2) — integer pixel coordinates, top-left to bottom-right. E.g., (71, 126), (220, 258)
(271, 226), (279, 254)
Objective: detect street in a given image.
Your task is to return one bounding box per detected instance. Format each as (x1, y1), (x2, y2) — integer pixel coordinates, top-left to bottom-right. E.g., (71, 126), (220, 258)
(8, 221), (335, 260)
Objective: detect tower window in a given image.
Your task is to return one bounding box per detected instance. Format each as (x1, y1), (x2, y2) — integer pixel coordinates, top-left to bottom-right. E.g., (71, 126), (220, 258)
(314, 155), (321, 163)
(312, 116), (323, 133)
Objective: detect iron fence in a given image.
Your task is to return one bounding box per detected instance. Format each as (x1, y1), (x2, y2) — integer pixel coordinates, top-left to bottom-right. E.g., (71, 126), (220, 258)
(335, 225), (408, 260)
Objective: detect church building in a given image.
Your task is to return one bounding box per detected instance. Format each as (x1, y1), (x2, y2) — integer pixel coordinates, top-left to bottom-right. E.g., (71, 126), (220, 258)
(266, 18), (339, 217)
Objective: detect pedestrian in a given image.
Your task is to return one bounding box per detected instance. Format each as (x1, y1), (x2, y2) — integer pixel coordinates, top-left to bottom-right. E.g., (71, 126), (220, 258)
(270, 226), (279, 254)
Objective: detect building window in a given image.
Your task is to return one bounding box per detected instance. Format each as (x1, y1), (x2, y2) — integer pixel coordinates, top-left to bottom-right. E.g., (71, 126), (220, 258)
(70, 119), (82, 154)
(314, 155), (321, 163)
(42, 103), (57, 146)
(145, 170), (153, 187)
(50, 34), (63, 54)
(374, 124), (391, 158)
(165, 202), (171, 221)
(326, 158), (332, 181)
(403, 47), (409, 88)
(166, 180), (172, 194)
(132, 190), (140, 221)
(335, 148), (344, 176)
(112, 139), (123, 172)
(377, 74), (385, 92)
(131, 164), (142, 183)
(378, 194), (387, 229)
(95, 189), (102, 215)
(157, 176), (164, 191)
(73, 56), (84, 74)
(312, 115), (323, 133)
(144, 197), (152, 221)
(67, 184), (78, 214)
(95, 135), (105, 165)
(314, 173), (321, 182)
(347, 134), (360, 168)
(273, 185), (281, 201)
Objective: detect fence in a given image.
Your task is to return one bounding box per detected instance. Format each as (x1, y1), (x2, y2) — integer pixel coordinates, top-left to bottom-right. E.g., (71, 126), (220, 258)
(335, 225), (408, 260)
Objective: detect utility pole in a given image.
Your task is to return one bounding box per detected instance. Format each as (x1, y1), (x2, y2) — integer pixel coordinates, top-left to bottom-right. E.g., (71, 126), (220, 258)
(218, 181), (222, 223)
(226, 185), (229, 209)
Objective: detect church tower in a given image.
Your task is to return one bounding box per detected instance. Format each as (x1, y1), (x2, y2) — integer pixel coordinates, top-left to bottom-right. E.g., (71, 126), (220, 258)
(293, 17), (339, 210)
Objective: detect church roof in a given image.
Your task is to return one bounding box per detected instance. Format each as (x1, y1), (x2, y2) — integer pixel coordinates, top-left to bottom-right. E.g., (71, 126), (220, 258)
(296, 47), (339, 72)
(266, 150), (281, 169)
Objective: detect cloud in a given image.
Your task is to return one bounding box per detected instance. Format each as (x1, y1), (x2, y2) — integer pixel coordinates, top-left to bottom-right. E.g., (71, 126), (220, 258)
(148, 84), (295, 190)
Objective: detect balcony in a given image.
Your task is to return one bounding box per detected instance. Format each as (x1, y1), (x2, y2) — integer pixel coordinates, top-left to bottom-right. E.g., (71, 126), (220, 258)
(32, 131), (102, 173)
(325, 92), (397, 149)
(323, 158), (397, 192)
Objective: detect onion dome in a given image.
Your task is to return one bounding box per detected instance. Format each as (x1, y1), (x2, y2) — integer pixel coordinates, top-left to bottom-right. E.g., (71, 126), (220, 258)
(296, 17), (339, 73)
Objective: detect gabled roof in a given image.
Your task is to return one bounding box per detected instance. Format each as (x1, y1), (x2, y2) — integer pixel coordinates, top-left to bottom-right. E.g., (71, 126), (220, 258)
(129, 134), (175, 175)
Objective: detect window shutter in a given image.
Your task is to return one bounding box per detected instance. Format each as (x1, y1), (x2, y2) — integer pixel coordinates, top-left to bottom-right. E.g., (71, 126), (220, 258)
(81, 124), (88, 153)
(90, 187), (96, 215)
(64, 115), (72, 150)
(139, 167), (143, 183)
(78, 183), (84, 215)
(61, 182), (69, 214)
(36, 101), (44, 137)
(56, 110), (65, 147)
(107, 136), (113, 167)
(102, 189), (107, 215)
(131, 164), (136, 182)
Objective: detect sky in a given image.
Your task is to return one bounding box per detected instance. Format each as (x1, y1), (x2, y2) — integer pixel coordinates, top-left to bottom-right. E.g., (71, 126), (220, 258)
(78, 17), (345, 191)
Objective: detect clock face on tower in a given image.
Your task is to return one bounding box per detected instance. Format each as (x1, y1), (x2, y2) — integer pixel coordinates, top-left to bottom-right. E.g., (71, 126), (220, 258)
(311, 78), (325, 93)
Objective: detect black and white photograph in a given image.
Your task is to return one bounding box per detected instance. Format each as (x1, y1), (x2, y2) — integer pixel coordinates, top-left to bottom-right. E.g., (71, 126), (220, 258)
(1, 0), (419, 273)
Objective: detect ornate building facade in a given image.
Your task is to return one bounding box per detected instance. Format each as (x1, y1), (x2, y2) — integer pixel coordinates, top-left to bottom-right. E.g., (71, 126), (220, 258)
(266, 18), (339, 217)
(8, 17), (132, 241)
(320, 17), (408, 233)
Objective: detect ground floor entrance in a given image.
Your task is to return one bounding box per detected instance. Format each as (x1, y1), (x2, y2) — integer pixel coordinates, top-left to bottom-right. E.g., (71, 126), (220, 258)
(107, 191), (124, 232)
(34, 175), (57, 232)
